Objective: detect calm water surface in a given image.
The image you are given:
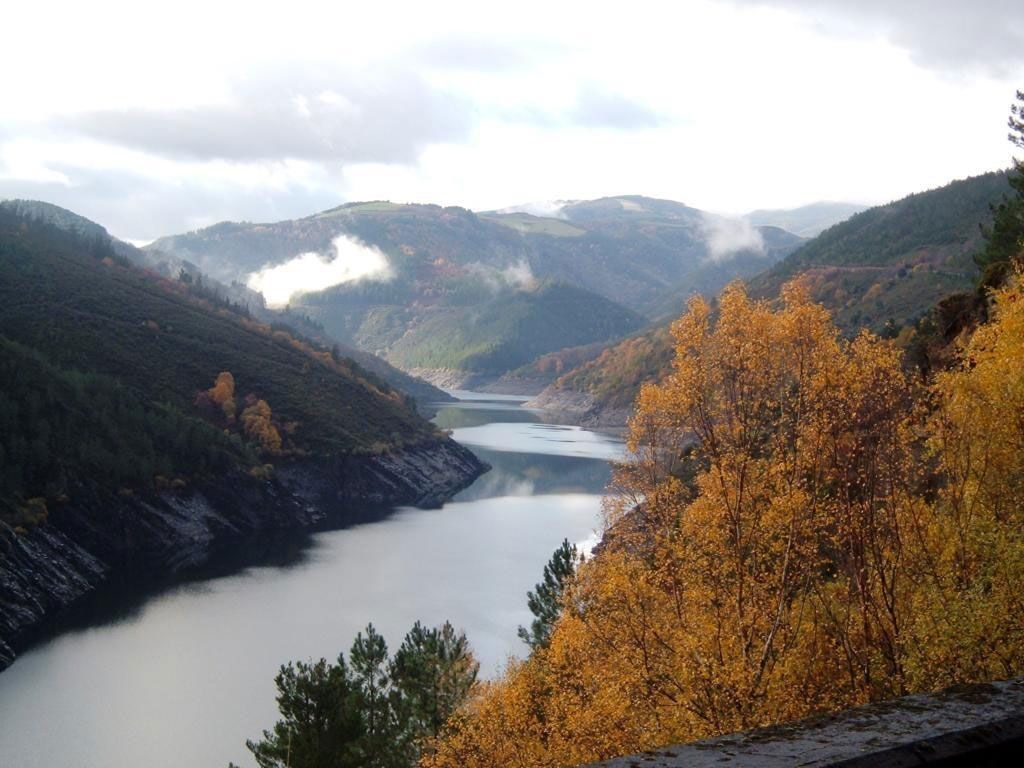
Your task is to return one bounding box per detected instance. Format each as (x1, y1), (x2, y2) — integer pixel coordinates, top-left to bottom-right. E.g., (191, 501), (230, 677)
(0, 394), (623, 768)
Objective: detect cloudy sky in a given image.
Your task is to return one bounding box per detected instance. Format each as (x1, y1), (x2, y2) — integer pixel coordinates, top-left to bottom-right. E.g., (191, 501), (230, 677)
(2, 0), (1022, 240)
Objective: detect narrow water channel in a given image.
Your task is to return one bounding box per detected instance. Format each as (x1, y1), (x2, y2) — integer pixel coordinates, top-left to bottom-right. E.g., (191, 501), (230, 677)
(0, 393), (623, 768)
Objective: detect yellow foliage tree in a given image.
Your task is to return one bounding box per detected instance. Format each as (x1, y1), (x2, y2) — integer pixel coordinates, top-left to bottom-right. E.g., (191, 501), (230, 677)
(241, 398), (282, 453)
(208, 371), (236, 422)
(428, 279), (1024, 767)
(906, 279), (1024, 687)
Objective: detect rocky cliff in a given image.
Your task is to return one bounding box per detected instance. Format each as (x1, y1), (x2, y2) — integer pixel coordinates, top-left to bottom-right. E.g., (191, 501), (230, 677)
(0, 439), (486, 671)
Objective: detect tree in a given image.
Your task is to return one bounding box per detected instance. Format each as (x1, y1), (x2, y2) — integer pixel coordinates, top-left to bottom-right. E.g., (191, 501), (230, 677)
(427, 282), (926, 767)
(207, 371), (237, 423)
(241, 398), (282, 453)
(349, 625), (401, 768)
(242, 622), (478, 768)
(245, 657), (364, 768)
(390, 621), (478, 752)
(518, 539), (579, 650)
(976, 89), (1024, 283)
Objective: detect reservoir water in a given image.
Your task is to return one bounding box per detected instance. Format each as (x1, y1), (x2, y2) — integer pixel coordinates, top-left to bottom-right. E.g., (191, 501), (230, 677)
(0, 393), (623, 768)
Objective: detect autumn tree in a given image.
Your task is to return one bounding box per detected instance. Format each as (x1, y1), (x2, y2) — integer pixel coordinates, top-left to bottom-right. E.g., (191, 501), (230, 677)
(428, 282), (927, 767)
(207, 371), (237, 423)
(241, 397), (283, 453)
(908, 278), (1024, 687)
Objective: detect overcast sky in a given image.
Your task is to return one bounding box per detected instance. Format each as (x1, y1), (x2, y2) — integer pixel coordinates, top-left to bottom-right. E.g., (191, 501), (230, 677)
(1, 0), (1022, 240)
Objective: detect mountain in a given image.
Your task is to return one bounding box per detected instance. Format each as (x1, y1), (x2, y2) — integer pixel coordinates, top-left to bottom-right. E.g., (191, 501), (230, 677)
(147, 196), (803, 384)
(745, 202), (867, 238)
(0, 199), (450, 408)
(526, 170), (1013, 426)
(749, 170), (1013, 332)
(387, 282), (643, 383)
(525, 324), (674, 426)
(0, 204), (485, 668)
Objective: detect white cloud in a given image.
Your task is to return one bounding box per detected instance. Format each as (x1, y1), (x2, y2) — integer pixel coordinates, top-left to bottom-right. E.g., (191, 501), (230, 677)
(466, 259), (538, 293)
(700, 214), (765, 262)
(0, 0), (1019, 239)
(494, 200), (571, 218)
(247, 235), (393, 307)
(501, 260), (538, 290)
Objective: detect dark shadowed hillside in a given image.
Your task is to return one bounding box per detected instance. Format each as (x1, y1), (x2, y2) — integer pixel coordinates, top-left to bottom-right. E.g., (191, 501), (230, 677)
(749, 171), (1012, 331)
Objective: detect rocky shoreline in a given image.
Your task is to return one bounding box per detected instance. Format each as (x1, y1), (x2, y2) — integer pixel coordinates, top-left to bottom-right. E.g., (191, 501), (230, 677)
(0, 438), (486, 672)
(524, 388), (632, 429)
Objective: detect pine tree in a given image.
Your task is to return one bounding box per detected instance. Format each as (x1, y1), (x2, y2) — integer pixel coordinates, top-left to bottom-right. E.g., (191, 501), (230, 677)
(245, 657), (364, 768)
(976, 89), (1024, 284)
(517, 538), (579, 650)
(390, 621), (478, 751)
(350, 624), (401, 768)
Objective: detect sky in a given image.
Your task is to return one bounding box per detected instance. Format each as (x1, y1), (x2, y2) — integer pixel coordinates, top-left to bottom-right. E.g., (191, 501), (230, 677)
(1, 0), (1022, 241)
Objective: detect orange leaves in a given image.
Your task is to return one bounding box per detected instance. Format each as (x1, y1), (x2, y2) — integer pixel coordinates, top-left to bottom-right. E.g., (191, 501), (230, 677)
(428, 278), (1024, 768)
(207, 371), (236, 422)
(199, 372), (283, 453)
(241, 398), (282, 453)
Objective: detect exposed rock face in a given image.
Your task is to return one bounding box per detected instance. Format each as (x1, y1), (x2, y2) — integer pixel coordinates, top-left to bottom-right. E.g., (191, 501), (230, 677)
(0, 439), (485, 672)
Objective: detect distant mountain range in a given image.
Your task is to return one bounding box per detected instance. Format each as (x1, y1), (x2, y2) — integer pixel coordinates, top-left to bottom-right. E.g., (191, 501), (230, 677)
(6, 175), (997, 426)
(526, 171), (1012, 425)
(146, 196), (805, 385)
(745, 201), (868, 238)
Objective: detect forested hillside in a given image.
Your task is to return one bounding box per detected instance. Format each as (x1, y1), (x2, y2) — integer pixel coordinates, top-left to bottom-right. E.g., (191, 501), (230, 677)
(528, 170), (1012, 426)
(148, 196), (803, 383)
(750, 170), (1012, 331)
(0, 207), (449, 526)
(308, 280), (645, 383)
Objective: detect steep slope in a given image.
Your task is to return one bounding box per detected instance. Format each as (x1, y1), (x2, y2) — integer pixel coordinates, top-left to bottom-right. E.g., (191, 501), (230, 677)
(0, 212), (437, 455)
(0, 206), (485, 668)
(529, 171), (1013, 426)
(525, 324), (674, 426)
(749, 171), (1012, 332)
(745, 201), (867, 238)
(147, 196), (802, 383)
(0, 199), (450, 407)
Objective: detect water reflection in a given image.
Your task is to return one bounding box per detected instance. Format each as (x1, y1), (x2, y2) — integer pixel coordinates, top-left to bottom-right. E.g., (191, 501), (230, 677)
(0, 393), (623, 768)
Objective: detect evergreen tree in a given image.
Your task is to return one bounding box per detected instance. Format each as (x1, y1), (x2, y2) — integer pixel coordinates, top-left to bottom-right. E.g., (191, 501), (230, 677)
(976, 89), (1024, 284)
(349, 624), (401, 768)
(518, 538), (579, 650)
(245, 657), (364, 768)
(390, 622), (478, 750)
(241, 622), (478, 768)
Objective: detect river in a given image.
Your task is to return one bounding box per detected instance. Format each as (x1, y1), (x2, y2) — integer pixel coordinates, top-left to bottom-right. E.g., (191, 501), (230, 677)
(0, 393), (623, 768)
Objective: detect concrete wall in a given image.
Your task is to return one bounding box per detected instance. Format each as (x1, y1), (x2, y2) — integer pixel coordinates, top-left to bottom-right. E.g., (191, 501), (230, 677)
(587, 678), (1024, 767)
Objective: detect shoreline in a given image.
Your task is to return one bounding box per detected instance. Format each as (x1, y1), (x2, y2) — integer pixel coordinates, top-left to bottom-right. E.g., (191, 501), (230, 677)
(0, 438), (487, 673)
